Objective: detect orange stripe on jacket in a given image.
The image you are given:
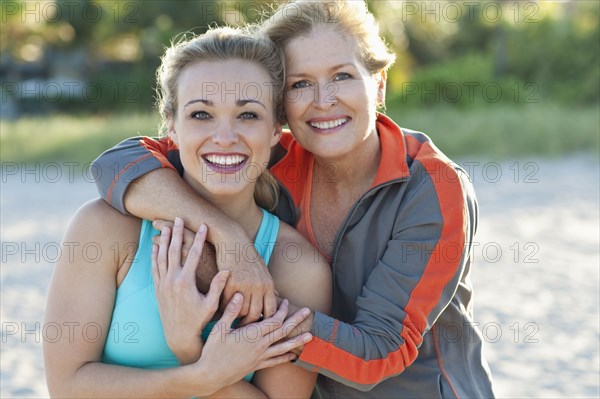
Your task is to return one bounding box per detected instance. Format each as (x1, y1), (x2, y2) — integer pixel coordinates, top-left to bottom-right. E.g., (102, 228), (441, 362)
(298, 139), (467, 385)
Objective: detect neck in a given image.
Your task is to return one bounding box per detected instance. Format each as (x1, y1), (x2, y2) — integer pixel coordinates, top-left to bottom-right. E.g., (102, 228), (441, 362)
(313, 128), (381, 188)
(182, 173), (263, 239)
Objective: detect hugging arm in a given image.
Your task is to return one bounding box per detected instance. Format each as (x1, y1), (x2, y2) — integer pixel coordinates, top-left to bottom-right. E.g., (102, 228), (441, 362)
(91, 136), (277, 321)
(155, 218), (331, 398)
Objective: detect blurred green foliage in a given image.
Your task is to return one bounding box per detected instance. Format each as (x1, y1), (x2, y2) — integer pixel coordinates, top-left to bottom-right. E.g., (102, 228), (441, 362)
(1, 0), (598, 111)
(385, 1), (600, 107)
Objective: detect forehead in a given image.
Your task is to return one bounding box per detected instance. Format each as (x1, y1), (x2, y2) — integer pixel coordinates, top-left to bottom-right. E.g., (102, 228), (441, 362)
(284, 26), (362, 73)
(177, 59), (273, 105)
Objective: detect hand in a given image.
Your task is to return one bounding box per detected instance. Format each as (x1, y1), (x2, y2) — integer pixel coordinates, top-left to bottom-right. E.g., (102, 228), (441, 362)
(154, 219), (278, 324)
(153, 218), (218, 294)
(152, 217), (229, 363)
(216, 228), (278, 326)
(198, 293), (313, 390)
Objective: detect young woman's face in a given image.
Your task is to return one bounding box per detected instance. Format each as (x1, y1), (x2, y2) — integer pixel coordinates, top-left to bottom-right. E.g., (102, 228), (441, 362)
(283, 26), (384, 161)
(169, 59), (281, 200)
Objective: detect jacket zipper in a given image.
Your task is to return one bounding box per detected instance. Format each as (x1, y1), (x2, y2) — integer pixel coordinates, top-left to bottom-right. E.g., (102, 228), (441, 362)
(329, 177), (410, 312)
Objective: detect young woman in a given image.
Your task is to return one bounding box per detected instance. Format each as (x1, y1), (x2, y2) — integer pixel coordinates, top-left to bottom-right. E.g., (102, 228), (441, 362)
(91, 1), (495, 397)
(43, 27), (331, 398)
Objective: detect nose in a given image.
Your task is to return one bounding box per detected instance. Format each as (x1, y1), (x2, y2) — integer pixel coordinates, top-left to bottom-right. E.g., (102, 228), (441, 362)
(313, 81), (338, 109)
(212, 122), (239, 147)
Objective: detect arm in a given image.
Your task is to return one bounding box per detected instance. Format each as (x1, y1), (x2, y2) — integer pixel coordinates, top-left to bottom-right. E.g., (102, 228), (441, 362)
(91, 137), (277, 321)
(157, 221), (330, 399)
(248, 222), (333, 398)
(292, 161), (477, 391)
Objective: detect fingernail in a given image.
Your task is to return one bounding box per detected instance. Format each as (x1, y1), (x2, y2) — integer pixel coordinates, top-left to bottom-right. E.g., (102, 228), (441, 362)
(198, 224), (207, 234)
(302, 308), (310, 317)
(232, 292), (242, 304)
(175, 217), (182, 226)
(303, 333), (313, 343)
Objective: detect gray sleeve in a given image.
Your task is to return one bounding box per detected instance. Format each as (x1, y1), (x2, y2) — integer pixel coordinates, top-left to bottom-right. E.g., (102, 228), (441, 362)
(90, 137), (166, 214)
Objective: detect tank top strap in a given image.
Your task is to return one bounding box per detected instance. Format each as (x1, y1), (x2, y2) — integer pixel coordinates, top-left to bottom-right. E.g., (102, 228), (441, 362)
(254, 208), (280, 266)
(114, 219), (158, 306)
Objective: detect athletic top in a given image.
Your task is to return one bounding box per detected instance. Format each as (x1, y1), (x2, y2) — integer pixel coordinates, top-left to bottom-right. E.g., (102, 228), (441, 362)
(102, 209), (280, 382)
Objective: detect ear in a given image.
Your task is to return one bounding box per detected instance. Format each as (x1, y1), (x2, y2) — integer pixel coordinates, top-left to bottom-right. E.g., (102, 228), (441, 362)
(270, 123), (283, 147)
(376, 70), (387, 106)
(167, 114), (179, 146)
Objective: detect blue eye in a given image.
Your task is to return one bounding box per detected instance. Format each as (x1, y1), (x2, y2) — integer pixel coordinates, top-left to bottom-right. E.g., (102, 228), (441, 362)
(239, 112), (258, 120)
(333, 72), (352, 81)
(191, 111), (211, 120)
(291, 80), (311, 89)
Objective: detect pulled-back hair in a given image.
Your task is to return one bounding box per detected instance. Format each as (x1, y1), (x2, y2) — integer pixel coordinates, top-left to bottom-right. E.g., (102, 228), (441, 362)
(155, 27), (283, 211)
(261, 0), (396, 75)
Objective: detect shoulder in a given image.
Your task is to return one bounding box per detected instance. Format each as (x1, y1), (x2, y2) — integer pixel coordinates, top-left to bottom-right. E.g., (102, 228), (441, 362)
(269, 221), (332, 314)
(68, 199), (142, 263)
(72, 199), (140, 236)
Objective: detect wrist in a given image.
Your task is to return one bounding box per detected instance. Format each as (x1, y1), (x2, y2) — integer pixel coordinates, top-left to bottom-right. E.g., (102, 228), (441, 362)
(218, 222), (246, 244)
(177, 361), (220, 397)
(213, 225), (250, 269)
(167, 335), (203, 364)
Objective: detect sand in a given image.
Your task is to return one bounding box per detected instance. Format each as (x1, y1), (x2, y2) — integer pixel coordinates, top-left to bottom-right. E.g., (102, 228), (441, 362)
(1, 155), (599, 398)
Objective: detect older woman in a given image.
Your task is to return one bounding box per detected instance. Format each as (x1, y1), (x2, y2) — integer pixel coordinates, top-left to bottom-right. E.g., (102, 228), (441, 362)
(91, 1), (494, 397)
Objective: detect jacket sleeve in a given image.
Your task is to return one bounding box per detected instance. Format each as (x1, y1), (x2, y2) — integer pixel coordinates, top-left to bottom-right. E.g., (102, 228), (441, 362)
(91, 136), (180, 214)
(296, 158), (478, 391)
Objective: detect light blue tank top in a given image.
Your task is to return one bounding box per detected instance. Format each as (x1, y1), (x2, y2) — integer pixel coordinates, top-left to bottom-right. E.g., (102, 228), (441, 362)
(102, 209), (280, 381)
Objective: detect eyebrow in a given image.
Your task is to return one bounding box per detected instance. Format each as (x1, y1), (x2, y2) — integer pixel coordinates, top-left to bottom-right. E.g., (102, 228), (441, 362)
(237, 99), (266, 109)
(287, 63), (355, 78)
(184, 99), (213, 108)
(183, 98), (266, 109)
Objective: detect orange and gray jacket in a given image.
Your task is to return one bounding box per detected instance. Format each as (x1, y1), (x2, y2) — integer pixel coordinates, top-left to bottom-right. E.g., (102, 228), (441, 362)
(92, 114), (495, 398)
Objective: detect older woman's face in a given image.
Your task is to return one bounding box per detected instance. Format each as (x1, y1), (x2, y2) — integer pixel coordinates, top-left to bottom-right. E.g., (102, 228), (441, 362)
(283, 26), (384, 161)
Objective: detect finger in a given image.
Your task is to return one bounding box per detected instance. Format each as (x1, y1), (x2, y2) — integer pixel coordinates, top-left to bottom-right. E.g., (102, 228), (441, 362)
(153, 219), (174, 231)
(263, 290), (277, 319)
(268, 307), (311, 343)
(157, 226), (171, 279)
(240, 292), (264, 326)
(260, 333), (312, 363)
(213, 292), (243, 334)
(239, 290), (251, 320)
(205, 271), (230, 308)
(151, 244), (160, 291)
(253, 299), (288, 336)
(180, 227), (196, 263)
(182, 224), (207, 280)
(254, 353), (298, 371)
(167, 217), (184, 274)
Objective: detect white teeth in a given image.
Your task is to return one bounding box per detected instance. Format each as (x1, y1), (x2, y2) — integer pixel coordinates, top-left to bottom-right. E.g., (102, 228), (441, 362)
(204, 154), (246, 166)
(310, 118), (348, 129)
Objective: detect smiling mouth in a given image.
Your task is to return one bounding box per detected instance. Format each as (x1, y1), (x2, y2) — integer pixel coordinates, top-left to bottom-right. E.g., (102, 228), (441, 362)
(308, 117), (350, 131)
(202, 154), (248, 173)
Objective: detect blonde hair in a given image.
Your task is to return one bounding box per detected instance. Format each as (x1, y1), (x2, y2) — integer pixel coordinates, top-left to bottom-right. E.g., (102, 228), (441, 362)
(261, 0), (396, 75)
(155, 27), (283, 211)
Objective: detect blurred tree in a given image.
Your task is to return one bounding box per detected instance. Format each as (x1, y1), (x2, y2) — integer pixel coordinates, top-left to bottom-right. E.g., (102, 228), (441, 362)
(1, 0), (597, 114)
